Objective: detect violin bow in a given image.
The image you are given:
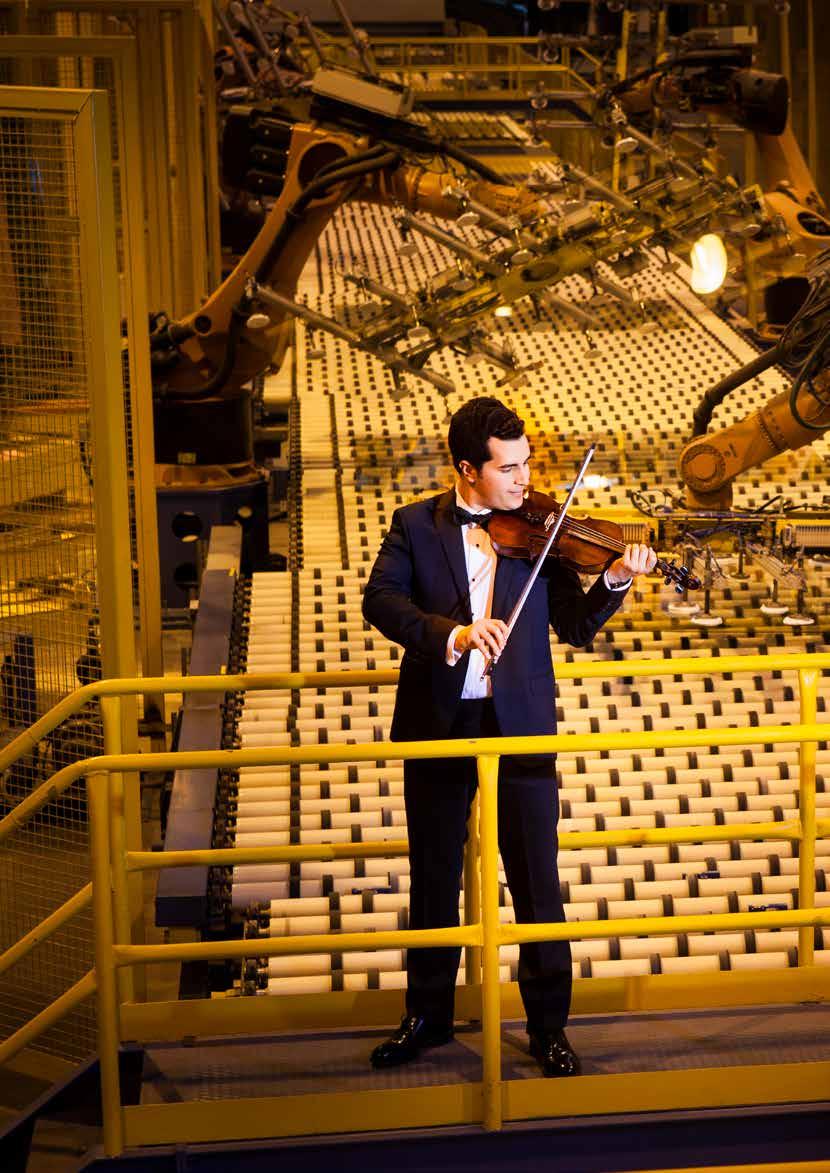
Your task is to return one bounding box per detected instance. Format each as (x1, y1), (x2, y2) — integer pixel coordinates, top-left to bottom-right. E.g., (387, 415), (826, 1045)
(482, 443), (596, 679)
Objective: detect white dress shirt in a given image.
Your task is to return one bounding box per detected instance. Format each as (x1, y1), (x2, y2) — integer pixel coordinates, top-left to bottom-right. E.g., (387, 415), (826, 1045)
(446, 490), (498, 698)
(445, 487), (631, 698)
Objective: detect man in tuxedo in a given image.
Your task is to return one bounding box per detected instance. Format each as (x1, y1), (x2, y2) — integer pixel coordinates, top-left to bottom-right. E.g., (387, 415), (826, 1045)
(362, 396), (656, 1076)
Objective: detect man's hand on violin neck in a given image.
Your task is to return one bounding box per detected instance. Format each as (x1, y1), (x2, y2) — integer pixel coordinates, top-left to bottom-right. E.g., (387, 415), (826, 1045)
(454, 618), (509, 660)
(606, 543), (658, 587)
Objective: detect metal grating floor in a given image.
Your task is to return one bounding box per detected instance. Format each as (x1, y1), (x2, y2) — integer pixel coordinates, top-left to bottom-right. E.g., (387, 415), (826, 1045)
(140, 1004), (830, 1103)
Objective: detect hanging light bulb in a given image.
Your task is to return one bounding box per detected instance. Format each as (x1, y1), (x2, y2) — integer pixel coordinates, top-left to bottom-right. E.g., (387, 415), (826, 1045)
(689, 233), (728, 296)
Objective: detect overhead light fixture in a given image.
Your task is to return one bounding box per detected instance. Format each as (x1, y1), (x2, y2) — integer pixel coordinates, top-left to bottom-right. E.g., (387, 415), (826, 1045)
(494, 304), (513, 318)
(689, 233), (728, 295)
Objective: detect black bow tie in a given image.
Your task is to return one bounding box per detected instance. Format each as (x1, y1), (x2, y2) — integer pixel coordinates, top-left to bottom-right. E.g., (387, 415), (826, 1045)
(453, 505), (492, 529)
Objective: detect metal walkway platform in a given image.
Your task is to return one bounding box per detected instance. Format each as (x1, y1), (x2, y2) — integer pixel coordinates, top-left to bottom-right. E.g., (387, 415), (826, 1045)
(139, 1003), (830, 1102)
(75, 1003), (830, 1172)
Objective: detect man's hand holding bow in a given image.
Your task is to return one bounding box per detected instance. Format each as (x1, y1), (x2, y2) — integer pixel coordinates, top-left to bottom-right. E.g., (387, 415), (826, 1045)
(453, 617), (508, 659)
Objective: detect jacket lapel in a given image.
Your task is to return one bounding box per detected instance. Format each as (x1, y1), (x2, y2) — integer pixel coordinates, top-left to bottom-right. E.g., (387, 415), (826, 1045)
(493, 550), (523, 621)
(434, 490), (473, 624)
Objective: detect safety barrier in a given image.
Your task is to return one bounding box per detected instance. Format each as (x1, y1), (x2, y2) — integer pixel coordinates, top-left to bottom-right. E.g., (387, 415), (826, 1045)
(1, 652), (830, 1153)
(0, 81), (142, 1063)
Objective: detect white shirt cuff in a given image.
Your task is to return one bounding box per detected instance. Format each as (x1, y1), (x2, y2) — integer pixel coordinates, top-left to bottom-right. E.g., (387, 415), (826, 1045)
(603, 569), (632, 591)
(446, 625), (463, 665)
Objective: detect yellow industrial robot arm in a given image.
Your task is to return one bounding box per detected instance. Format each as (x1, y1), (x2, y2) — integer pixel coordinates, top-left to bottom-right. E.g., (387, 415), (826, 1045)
(157, 48), (772, 410)
(610, 45), (830, 304)
(151, 120), (377, 400)
(679, 372), (830, 511)
(149, 115), (540, 402)
(679, 257), (830, 510)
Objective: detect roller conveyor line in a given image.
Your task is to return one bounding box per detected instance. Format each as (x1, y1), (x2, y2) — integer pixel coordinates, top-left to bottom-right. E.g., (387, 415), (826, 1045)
(152, 164), (830, 995)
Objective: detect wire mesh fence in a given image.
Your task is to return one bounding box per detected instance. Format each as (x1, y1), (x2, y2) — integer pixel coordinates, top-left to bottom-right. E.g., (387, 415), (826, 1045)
(2, 11), (219, 677)
(1, 48), (137, 596)
(8, 3), (213, 316)
(0, 107), (104, 1061)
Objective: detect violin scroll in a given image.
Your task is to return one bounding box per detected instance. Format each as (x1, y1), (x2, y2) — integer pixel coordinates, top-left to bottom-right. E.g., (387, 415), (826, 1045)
(656, 558), (701, 594)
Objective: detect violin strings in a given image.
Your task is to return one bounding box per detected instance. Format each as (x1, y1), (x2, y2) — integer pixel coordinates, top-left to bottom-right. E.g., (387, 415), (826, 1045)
(517, 511), (673, 572)
(551, 519), (668, 570)
(556, 519), (627, 553)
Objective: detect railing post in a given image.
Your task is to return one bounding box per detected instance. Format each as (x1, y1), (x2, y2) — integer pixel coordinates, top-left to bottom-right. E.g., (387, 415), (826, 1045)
(477, 754), (502, 1131)
(101, 696), (135, 1004)
(88, 770), (125, 1156)
(464, 792), (482, 997)
(798, 668), (818, 966)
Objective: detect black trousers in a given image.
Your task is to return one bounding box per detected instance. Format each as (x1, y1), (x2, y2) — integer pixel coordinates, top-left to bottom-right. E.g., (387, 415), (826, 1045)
(403, 699), (572, 1034)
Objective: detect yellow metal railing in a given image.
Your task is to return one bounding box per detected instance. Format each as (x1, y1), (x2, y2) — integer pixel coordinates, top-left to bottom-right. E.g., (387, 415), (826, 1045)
(1, 653), (830, 1152)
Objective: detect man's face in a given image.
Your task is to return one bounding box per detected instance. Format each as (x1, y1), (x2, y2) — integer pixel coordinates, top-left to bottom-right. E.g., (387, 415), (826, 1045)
(459, 433), (532, 512)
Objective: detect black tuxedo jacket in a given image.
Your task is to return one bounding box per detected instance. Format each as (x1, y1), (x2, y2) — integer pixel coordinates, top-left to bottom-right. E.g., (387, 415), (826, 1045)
(362, 489), (628, 743)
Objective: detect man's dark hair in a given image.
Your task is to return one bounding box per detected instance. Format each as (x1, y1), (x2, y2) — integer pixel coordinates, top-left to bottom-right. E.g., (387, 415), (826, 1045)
(448, 396), (525, 471)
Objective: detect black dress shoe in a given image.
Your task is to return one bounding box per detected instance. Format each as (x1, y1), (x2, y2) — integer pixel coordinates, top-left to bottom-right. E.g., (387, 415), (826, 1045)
(370, 1015), (454, 1069)
(528, 1028), (581, 1077)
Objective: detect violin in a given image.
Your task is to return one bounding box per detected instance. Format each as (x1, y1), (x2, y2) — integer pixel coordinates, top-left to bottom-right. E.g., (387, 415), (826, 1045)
(487, 489), (700, 594)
